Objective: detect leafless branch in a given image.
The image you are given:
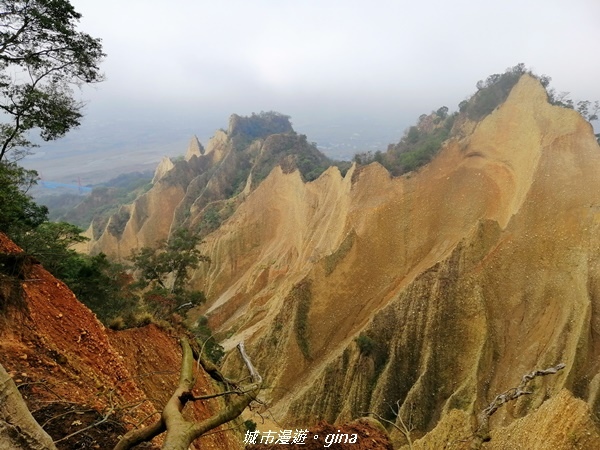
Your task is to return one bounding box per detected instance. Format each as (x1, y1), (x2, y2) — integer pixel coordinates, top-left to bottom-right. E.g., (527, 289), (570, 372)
(52, 405), (115, 445)
(471, 363), (565, 449)
(364, 400), (415, 449)
(114, 338), (262, 450)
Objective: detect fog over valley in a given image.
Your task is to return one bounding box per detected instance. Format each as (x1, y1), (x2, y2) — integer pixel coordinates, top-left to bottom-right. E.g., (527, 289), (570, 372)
(21, 0), (600, 184)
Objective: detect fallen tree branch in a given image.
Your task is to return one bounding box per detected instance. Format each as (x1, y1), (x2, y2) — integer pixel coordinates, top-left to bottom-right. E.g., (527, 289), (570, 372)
(113, 418), (166, 450)
(471, 363), (565, 449)
(114, 338), (262, 450)
(191, 344), (237, 388)
(180, 386), (260, 402)
(40, 407), (97, 429)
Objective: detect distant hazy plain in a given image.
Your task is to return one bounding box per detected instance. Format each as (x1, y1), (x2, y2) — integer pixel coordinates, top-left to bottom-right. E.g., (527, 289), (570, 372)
(22, 111), (407, 186)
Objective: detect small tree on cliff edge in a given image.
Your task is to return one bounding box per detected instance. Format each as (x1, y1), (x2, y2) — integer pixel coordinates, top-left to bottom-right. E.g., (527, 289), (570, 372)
(0, 0), (105, 162)
(129, 228), (210, 318)
(130, 228), (210, 295)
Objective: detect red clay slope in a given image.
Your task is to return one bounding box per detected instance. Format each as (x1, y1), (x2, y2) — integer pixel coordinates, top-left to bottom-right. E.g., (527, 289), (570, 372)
(0, 232), (242, 449)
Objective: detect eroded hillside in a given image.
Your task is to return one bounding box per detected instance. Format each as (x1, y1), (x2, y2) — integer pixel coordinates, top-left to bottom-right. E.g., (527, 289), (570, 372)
(0, 233), (244, 449)
(83, 112), (335, 259)
(86, 74), (600, 448)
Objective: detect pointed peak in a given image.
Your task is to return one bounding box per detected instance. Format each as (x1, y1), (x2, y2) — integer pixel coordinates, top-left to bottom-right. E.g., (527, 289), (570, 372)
(185, 135), (204, 161)
(152, 156), (175, 183)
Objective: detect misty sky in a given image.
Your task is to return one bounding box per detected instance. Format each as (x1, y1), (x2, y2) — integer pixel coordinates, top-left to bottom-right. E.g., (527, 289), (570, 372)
(25, 0), (600, 181)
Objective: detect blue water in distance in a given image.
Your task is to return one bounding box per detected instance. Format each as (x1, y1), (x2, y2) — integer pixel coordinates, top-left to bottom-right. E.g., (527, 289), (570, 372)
(40, 181), (92, 193)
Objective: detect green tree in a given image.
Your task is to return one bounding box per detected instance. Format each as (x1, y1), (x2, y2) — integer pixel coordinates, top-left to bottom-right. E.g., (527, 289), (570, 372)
(67, 253), (136, 323)
(0, 0), (105, 161)
(194, 315), (225, 365)
(0, 161), (47, 236)
(576, 100), (599, 122)
(436, 106), (449, 119)
(130, 228), (210, 296)
(7, 219), (132, 322)
(15, 220), (86, 274)
(8, 217), (137, 323)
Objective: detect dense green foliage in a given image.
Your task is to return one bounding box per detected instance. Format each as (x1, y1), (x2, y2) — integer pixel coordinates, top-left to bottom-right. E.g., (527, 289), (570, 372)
(130, 227), (209, 295)
(252, 132), (333, 185)
(354, 63), (600, 177)
(120, 227), (211, 325)
(354, 109), (455, 176)
(287, 279), (312, 360)
(66, 253), (136, 322)
(0, 195), (213, 334)
(354, 67), (528, 176)
(107, 207), (130, 237)
(323, 231), (355, 276)
(0, 169), (209, 326)
(468, 64), (599, 125)
(229, 111), (293, 140)
(0, 166), (210, 332)
(226, 111), (339, 189)
(197, 203), (227, 236)
(356, 333), (377, 356)
(0, 0), (105, 161)
(0, 162), (47, 236)
(0, 1), (221, 340)
(464, 63), (599, 125)
(16, 221), (87, 271)
(2, 211), (135, 323)
(355, 332), (388, 385)
(464, 63), (528, 120)
(0, 1), (130, 323)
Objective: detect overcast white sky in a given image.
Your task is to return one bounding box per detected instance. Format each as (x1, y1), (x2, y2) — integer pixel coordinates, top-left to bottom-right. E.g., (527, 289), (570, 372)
(27, 0), (600, 181)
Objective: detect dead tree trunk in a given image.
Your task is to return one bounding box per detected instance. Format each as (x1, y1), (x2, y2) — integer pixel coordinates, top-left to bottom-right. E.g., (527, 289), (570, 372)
(471, 363), (565, 449)
(115, 339), (262, 450)
(0, 362), (57, 450)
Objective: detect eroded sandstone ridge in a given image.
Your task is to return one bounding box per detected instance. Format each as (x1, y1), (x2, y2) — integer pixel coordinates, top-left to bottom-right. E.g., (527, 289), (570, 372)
(87, 75), (600, 447)
(84, 111), (332, 259)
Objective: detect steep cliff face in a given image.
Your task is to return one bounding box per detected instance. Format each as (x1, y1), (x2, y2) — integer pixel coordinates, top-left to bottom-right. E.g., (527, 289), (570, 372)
(185, 75), (600, 443)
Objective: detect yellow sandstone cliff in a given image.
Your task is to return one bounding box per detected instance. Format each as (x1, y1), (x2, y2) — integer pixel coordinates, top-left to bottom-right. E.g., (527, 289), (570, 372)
(191, 75), (600, 445)
(86, 75), (600, 447)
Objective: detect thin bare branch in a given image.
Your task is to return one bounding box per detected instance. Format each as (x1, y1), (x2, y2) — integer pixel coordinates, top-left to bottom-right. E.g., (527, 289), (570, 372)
(53, 406), (115, 445)
(365, 401), (414, 450)
(471, 363), (566, 449)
